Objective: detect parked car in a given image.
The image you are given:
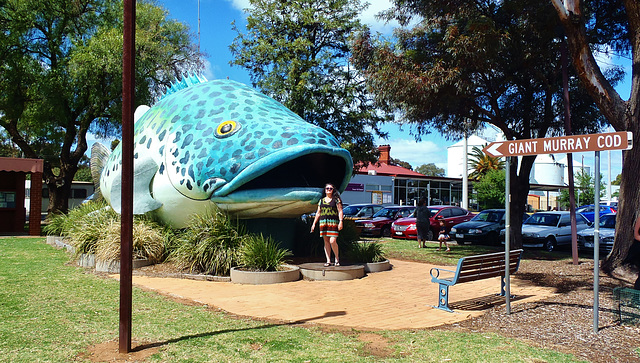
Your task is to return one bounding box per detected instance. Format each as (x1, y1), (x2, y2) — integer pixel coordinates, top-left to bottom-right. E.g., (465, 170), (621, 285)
(578, 213), (616, 254)
(448, 209), (529, 246)
(514, 211), (591, 252)
(575, 204), (617, 223)
(391, 205), (474, 241)
(342, 203), (384, 221)
(355, 206), (416, 237)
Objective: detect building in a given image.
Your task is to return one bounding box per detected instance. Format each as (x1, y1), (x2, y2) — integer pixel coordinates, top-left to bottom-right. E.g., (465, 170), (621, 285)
(0, 157), (43, 235)
(342, 145), (470, 208)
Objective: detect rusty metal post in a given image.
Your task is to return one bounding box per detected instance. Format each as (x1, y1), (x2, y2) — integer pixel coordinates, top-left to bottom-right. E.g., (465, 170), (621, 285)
(120, 0), (135, 354)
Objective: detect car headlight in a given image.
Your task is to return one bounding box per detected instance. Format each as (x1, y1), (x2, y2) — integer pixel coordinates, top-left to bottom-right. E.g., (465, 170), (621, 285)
(469, 229), (482, 234)
(407, 224), (416, 231)
(450, 227), (457, 233)
(364, 223), (375, 228)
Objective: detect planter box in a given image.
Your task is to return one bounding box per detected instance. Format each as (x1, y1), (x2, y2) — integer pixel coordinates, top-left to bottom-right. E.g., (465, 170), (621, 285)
(230, 264), (300, 285)
(95, 258), (153, 273)
(78, 253), (95, 268)
(362, 259), (391, 273)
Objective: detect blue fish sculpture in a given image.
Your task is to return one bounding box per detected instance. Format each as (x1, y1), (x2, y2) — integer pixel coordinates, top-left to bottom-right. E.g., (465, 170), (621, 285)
(91, 75), (353, 228)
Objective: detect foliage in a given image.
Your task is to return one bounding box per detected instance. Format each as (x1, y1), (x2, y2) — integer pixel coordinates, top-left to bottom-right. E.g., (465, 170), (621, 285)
(612, 173), (622, 186)
(0, 0), (202, 215)
(390, 157), (413, 170)
(170, 207), (248, 276)
(239, 234), (293, 271)
(474, 169), (506, 210)
(230, 0), (388, 165)
(351, 0), (613, 249)
(346, 241), (386, 263)
(559, 170), (606, 209)
(468, 145), (504, 181)
(416, 163), (445, 177)
(94, 218), (165, 263)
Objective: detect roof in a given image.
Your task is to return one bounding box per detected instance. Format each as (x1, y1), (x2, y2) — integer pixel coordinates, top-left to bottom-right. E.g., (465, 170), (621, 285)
(0, 157), (43, 173)
(356, 162), (426, 178)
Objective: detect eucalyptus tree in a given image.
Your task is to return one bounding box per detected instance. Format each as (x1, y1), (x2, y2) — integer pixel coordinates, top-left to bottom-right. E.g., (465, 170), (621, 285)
(230, 0), (388, 165)
(352, 0), (612, 247)
(0, 0), (202, 214)
(551, 0), (639, 271)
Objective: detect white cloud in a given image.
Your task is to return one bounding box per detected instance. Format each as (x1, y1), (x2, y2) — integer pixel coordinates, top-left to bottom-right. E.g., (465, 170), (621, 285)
(384, 138), (447, 171)
(227, 0), (251, 12)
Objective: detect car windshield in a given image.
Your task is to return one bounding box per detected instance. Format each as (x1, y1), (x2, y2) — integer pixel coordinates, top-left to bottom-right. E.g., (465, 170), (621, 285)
(342, 205), (361, 216)
(599, 214), (616, 228)
(373, 208), (398, 218)
(428, 208), (441, 215)
(472, 210), (504, 223)
(524, 213), (560, 226)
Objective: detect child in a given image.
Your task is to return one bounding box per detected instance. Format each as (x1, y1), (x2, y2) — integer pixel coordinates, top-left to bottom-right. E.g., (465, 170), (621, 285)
(437, 219), (450, 252)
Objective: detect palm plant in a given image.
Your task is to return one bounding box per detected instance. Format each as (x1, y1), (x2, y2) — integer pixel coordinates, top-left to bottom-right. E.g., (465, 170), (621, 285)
(468, 145), (505, 181)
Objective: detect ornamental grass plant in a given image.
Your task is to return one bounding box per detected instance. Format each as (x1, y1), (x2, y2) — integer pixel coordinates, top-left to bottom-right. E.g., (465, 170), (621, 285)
(239, 234), (292, 271)
(347, 240), (386, 263)
(170, 207), (248, 276)
(94, 218), (165, 263)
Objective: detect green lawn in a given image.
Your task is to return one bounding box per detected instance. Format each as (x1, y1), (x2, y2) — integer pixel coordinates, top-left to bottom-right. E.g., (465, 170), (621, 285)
(0, 237), (584, 362)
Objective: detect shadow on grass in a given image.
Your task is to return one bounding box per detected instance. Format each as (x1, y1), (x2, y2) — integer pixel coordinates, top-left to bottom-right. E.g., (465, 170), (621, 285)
(133, 310), (347, 352)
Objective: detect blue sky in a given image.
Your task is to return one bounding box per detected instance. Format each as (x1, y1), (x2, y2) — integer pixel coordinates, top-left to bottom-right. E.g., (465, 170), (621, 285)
(129, 0), (630, 181)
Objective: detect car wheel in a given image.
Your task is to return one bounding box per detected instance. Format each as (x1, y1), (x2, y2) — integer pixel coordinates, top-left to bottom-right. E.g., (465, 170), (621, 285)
(427, 230), (434, 241)
(381, 226), (391, 238)
(544, 237), (555, 252)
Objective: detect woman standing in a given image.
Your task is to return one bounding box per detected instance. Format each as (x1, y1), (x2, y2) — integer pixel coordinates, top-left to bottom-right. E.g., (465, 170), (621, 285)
(311, 183), (344, 266)
(415, 197), (431, 248)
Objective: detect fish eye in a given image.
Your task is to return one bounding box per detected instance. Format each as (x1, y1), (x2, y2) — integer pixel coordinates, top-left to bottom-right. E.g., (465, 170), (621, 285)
(215, 120), (241, 138)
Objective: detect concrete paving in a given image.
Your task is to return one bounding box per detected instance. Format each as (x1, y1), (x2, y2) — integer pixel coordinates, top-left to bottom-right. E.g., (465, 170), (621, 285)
(124, 259), (556, 330)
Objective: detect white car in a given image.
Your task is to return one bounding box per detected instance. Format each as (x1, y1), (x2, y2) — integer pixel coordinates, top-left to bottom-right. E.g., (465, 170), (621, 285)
(578, 213), (616, 253)
(520, 211), (591, 252)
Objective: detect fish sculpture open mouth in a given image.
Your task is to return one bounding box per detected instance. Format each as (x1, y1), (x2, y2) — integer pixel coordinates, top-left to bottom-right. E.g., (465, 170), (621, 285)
(91, 76), (353, 227)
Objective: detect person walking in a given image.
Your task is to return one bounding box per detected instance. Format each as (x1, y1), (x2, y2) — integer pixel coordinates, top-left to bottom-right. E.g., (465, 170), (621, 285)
(311, 183), (344, 266)
(415, 197), (431, 248)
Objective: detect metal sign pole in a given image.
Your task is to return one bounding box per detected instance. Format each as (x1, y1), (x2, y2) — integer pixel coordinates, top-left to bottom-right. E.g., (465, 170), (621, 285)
(594, 151), (600, 333)
(505, 156), (511, 314)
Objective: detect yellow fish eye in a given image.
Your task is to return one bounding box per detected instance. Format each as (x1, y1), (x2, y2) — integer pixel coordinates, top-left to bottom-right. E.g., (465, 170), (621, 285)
(215, 120), (240, 138)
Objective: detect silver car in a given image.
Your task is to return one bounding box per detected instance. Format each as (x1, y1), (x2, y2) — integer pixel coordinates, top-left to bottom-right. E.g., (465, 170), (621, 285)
(578, 213), (616, 254)
(521, 211), (591, 252)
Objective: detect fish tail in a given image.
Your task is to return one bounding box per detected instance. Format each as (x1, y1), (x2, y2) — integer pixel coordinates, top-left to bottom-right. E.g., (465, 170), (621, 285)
(90, 142), (110, 200)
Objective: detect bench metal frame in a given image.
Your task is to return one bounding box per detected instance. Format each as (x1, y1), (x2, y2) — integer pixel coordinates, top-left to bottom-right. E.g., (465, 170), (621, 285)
(430, 249), (524, 312)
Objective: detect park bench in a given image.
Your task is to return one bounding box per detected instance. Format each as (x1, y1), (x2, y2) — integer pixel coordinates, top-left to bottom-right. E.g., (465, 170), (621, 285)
(430, 249), (524, 312)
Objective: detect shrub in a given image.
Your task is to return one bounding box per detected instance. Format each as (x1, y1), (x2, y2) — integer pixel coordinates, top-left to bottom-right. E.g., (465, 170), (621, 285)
(240, 234), (292, 271)
(61, 201), (119, 257)
(346, 241), (386, 263)
(95, 219), (165, 263)
(170, 207), (247, 276)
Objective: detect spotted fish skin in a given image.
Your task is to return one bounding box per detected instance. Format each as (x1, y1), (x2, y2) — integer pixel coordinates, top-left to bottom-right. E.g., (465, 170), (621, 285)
(94, 77), (352, 227)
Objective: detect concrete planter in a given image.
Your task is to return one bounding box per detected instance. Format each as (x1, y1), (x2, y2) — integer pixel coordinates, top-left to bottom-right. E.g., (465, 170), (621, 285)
(78, 253), (96, 268)
(95, 258), (153, 273)
(230, 264), (300, 285)
(362, 259), (391, 273)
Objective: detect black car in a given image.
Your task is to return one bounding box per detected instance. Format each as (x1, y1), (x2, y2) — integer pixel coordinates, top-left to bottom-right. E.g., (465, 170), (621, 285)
(342, 203), (384, 221)
(449, 209), (528, 246)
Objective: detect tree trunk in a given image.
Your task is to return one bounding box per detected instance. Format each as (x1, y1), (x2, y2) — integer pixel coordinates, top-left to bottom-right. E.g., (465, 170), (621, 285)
(508, 156), (536, 249)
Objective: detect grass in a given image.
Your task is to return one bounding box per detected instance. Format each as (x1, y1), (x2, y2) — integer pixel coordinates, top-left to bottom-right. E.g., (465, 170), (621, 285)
(375, 237), (575, 266)
(0, 237), (585, 362)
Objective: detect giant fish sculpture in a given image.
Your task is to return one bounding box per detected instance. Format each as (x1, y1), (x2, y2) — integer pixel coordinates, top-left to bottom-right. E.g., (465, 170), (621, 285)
(91, 75), (353, 228)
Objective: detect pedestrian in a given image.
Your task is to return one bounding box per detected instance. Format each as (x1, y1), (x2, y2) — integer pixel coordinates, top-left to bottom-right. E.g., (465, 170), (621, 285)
(311, 183), (344, 266)
(437, 218), (450, 252)
(415, 197), (431, 248)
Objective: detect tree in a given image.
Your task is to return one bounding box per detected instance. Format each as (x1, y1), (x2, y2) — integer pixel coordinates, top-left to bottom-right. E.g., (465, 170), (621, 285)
(468, 145), (504, 181)
(558, 170), (605, 208)
(612, 173), (622, 186)
(0, 0), (202, 215)
(352, 0), (610, 248)
(474, 169), (506, 210)
(551, 0), (638, 272)
(230, 0), (388, 165)
(416, 163), (445, 177)
(390, 157), (412, 170)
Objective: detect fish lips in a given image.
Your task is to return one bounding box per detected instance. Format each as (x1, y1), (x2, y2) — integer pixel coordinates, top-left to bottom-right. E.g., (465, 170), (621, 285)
(210, 144), (353, 202)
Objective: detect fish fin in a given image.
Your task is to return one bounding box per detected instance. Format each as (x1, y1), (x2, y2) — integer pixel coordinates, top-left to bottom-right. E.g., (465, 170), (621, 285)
(110, 156), (163, 214)
(134, 105), (151, 122)
(159, 73), (208, 100)
(90, 142), (111, 201)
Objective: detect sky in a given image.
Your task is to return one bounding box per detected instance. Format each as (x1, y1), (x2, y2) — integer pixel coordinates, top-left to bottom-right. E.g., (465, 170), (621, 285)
(115, 0), (631, 184)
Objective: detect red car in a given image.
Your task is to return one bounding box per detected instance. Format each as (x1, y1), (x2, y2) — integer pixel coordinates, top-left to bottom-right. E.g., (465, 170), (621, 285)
(355, 206), (416, 237)
(391, 206), (475, 240)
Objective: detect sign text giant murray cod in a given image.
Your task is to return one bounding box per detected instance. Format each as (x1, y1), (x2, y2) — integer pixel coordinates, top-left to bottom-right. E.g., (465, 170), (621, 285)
(483, 131), (633, 157)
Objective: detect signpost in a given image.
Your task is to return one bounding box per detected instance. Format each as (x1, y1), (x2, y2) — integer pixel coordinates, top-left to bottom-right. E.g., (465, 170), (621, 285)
(482, 131), (633, 332)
